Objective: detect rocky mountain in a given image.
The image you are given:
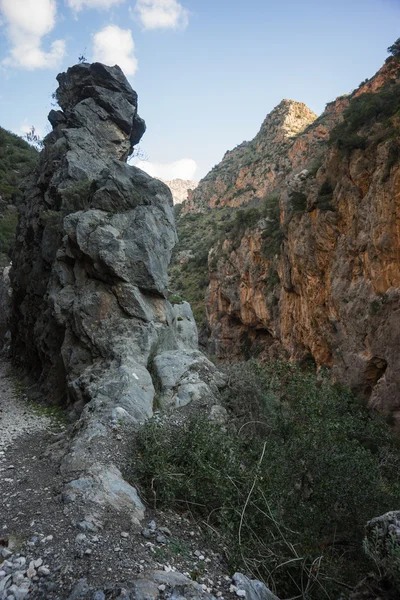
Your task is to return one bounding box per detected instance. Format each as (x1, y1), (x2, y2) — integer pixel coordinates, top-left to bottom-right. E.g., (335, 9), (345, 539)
(183, 99), (339, 213)
(8, 62), (223, 518)
(177, 55), (400, 429)
(161, 178), (198, 204)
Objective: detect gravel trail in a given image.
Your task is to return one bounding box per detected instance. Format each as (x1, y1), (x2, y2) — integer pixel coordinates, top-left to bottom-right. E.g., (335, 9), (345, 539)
(0, 358), (239, 599)
(0, 359), (53, 454)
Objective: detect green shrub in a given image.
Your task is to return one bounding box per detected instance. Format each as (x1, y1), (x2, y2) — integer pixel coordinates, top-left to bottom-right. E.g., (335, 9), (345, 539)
(329, 83), (400, 154)
(267, 266), (280, 289)
(60, 179), (93, 211)
(133, 361), (400, 599)
(316, 180), (335, 211)
(0, 127), (38, 203)
(169, 294), (184, 304)
(308, 156), (324, 177)
(223, 208), (262, 249)
(363, 525), (400, 585)
(388, 38), (400, 58)
(381, 140), (400, 183)
(0, 209), (18, 256)
(260, 193), (284, 258)
(290, 190), (307, 213)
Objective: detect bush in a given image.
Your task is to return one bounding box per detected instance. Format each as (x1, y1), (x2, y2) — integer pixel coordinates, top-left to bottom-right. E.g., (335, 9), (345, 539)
(224, 208), (262, 249)
(0, 209), (18, 256)
(290, 190), (307, 213)
(0, 127), (38, 203)
(329, 83), (400, 154)
(133, 361), (400, 599)
(381, 140), (400, 183)
(316, 180), (335, 211)
(388, 38), (400, 58)
(260, 192), (284, 258)
(60, 179), (93, 211)
(363, 525), (400, 585)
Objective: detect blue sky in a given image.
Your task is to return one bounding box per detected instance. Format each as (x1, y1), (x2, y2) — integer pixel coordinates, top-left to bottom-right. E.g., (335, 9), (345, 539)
(0, 0), (399, 180)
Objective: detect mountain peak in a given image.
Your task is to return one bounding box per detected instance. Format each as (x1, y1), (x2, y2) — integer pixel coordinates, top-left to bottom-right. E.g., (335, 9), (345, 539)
(257, 99), (318, 142)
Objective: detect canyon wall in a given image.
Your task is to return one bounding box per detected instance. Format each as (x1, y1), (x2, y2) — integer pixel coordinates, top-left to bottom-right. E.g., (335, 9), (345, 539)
(186, 57), (400, 427)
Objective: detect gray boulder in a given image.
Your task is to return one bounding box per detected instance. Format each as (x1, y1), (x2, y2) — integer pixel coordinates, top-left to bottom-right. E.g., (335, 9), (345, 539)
(232, 573), (280, 600)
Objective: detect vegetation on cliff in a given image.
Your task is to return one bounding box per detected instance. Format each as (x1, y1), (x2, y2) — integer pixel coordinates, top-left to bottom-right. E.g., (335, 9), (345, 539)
(0, 127), (38, 203)
(329, 78), (400, 153)
(169, 205), (241, 325)
(0, 127), (38, 265)
(169, 194), (282, 326)
(134, 361), (400, 599)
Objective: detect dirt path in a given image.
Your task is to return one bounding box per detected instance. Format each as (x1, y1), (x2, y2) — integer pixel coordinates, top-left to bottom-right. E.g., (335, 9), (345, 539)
(0, 360), (55, 452)
(0, 359), (242, 600)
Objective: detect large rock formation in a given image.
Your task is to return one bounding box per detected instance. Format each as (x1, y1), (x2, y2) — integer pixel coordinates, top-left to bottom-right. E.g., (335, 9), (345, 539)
(187, 57), (400, 428)
(10, 62), (222, 518)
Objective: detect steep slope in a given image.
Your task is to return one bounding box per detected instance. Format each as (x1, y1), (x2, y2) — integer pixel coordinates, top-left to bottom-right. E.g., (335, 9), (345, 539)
(0, 127), (38, 264)
(205, 56), (400, 427)
(184, 57), (396, 217)
(184, 99), (339, 213)
(0, 127), (38, 204)
(170, 75), (357, 327)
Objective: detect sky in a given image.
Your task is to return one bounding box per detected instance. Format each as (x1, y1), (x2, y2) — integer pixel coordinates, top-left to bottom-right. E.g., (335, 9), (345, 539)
(0, 0), (399, 181)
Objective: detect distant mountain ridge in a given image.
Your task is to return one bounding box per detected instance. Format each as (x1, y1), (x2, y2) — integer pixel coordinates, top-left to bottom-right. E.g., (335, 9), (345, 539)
(160, 178), (198, 205)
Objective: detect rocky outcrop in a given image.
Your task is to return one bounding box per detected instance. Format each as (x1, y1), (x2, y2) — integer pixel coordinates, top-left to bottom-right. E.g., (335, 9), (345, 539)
(185, 59), (399, 216)
(184, 100), (323, 213)
(350, 510), (400, 599)
(10, 62), (222, 518)
(202, 58), (400, 428)
(161, 178), (198, 205)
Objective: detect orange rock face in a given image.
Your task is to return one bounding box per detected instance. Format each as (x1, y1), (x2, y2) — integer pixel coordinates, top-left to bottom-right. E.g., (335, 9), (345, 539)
(202, 58), (400, 428)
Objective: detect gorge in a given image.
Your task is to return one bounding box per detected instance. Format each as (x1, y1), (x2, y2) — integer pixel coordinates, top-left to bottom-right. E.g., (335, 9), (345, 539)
(0, 46), (400, 600)
(174, 54), (400, 430)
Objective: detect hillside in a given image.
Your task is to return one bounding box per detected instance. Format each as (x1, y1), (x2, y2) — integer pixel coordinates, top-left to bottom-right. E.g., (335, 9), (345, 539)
(0, 126), (38, 204)
(0, 127), (38, 264)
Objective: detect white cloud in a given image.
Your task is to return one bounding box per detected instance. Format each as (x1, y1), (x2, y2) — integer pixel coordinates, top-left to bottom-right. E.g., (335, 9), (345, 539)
(92, 25), (138, 76)
(134, 158), (197, 180)
(66, 0), (125, 11)
(0, 0), (65, 69)
(133, 0), (188, 30)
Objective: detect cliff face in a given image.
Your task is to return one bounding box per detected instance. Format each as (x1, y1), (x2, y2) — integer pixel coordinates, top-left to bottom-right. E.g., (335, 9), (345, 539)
(10, 62), (222, 516)
(203, 58), (400, 427)
(184, 99), (338, 213)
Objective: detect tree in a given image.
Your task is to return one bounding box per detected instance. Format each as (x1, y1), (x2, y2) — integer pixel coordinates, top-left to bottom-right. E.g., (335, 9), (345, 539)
(24, 126), (43, 151)
(129, 145), (148, 161)
(387, 38), (400, 57)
